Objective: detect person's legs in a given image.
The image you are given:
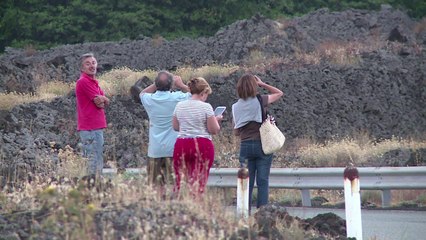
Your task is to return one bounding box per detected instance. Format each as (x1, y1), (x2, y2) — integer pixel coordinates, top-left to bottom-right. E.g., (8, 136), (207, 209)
(93, 130), (104, 175)
(239, 140), (257, 210)
(147, 157), (174, 197)
(174, 138), (198, 192)
(173, 138), (185, 192)
(254, 142), (273, 208)
(174, 138), (214, 195)
(184, 139), (197, 188)
(247, 158), (257, 211)
(79, 130), (98, 175)
(148, 157), (173, 186)
(194, 138), (214, 194)
(147, 158), (162, 185)
(162, 157), (174, 186)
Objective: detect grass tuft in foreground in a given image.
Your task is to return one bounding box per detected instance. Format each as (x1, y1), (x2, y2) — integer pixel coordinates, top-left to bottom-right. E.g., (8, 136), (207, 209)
(0, 147), (337, 239)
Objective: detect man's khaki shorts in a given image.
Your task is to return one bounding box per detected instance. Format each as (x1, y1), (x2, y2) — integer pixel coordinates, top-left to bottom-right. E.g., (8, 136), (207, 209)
(147, 157), (174, 186)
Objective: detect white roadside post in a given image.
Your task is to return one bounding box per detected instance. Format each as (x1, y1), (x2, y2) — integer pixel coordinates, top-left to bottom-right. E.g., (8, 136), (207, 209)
(237, 167), (249, 218)
(344, 166), (363, 240)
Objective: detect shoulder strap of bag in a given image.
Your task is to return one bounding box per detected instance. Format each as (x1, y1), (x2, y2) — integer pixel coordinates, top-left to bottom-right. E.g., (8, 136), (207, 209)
(256, 94), (267, 122)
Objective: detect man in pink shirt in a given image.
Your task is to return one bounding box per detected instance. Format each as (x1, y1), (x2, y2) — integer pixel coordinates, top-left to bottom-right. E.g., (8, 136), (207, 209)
(76, 53), (109, 176)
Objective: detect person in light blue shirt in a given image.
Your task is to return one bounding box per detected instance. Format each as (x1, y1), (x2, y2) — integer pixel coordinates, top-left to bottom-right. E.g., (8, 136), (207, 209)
(140, 71), (190, 186)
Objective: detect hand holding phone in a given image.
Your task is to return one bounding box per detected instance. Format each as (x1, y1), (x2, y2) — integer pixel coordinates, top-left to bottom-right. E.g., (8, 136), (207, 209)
(214, 106), (226, 116)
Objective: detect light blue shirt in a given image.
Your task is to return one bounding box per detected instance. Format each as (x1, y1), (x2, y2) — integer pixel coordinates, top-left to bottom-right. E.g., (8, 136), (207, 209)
(141, 91), (191, 158)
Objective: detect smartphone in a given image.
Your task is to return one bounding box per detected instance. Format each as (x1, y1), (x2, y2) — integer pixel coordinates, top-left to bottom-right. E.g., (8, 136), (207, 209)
(214, 106), (226, 116)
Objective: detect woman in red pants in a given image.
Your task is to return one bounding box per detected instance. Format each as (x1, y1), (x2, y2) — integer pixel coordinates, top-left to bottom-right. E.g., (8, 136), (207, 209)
(172, 77), (222, 196)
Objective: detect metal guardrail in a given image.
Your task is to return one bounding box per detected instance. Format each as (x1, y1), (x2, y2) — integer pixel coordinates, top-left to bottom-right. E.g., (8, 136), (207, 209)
(208, 167), (426, 207)
(103, 166), (426, 207)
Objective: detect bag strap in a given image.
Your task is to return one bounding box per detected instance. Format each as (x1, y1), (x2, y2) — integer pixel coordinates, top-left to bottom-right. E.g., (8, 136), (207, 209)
(256, 94), (267, 122)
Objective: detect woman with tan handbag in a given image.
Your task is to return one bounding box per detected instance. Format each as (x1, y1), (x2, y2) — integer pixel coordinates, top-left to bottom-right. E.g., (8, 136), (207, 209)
(232, 74), (283, 211)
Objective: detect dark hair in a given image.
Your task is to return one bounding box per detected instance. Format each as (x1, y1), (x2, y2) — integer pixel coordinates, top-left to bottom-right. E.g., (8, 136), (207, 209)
(236, 74), (258, 99)
(188, 77), (212, 95)
(155, 71), (173, 91)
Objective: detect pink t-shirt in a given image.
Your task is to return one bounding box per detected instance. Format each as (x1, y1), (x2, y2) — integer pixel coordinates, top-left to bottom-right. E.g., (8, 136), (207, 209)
(76, 73), (107, 131)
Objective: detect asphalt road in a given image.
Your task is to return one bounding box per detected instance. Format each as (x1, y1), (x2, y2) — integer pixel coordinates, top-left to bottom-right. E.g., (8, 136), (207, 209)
(286, 207), (426, 240)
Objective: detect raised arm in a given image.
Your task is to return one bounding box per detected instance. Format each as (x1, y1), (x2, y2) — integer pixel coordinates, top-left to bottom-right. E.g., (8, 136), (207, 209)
(173, 75), (190, 93)
(141, 83), (157, 94)
(255, 75), (283, 104)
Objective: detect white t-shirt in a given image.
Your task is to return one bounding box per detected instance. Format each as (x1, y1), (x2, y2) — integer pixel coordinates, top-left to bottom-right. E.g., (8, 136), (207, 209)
(173, 99), (215, 139)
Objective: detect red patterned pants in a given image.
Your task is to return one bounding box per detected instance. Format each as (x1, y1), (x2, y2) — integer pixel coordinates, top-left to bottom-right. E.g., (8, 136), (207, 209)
(173, 137), (214, 195)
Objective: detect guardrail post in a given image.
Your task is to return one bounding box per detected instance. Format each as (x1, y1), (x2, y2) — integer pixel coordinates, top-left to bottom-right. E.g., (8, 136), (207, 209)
(237, 167), (249, 218)
(381, 190), (391, 207)
(344, 166), (363, 240)
(301, 189), (312, 207)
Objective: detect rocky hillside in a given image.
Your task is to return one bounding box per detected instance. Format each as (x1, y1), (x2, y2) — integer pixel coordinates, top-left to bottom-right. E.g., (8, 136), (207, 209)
(0, 6), (425, 173)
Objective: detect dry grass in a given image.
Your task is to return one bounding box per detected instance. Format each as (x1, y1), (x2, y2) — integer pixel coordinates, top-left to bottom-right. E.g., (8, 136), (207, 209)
(1, 135), (424, 238)
(174, 64), (239, 81)
(292, 40), (379, 66)
(243, 41), (366, 68)
(151, 34), (165, 48)
(281, 221), (315, 240)
(227, 133), (426, 169)
(361, 190), (383, 206)
(0, 81), (74, 110)
(242, 50), (288, 74)
(213, 133), (240, 168)
(24, 44), (37, 57)
(99, 65), (238, 96)
(0, 154), (236, 238)
(98, 67), (157, 96)
(270, 189), (303, 206)
(245, 49), (266, 67)
(392, 190), (426, 206)
(243, 40), (366, 70)
(278, 37), (424, 68)
(414, 17), (426, 34)
(360, 190), (426, 208)
(297, 136), (426, 167)
(294, 50), (322, 65)
(316, 41), (363, 65)
(0, 148), (325, 239)
(0, 92), (45, 110)
(56, 145), (88, 179)
(0, 64), (238, 110)
(275, 17), (295, 31)
(213, 134), (426, 209)
(38, 80), (75, 96)
(270, 188), (426, 209)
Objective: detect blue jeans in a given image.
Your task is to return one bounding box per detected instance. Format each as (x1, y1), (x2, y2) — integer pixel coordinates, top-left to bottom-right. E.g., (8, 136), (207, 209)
(79, 130), (104, 175)
(239, 139), (273, 209)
